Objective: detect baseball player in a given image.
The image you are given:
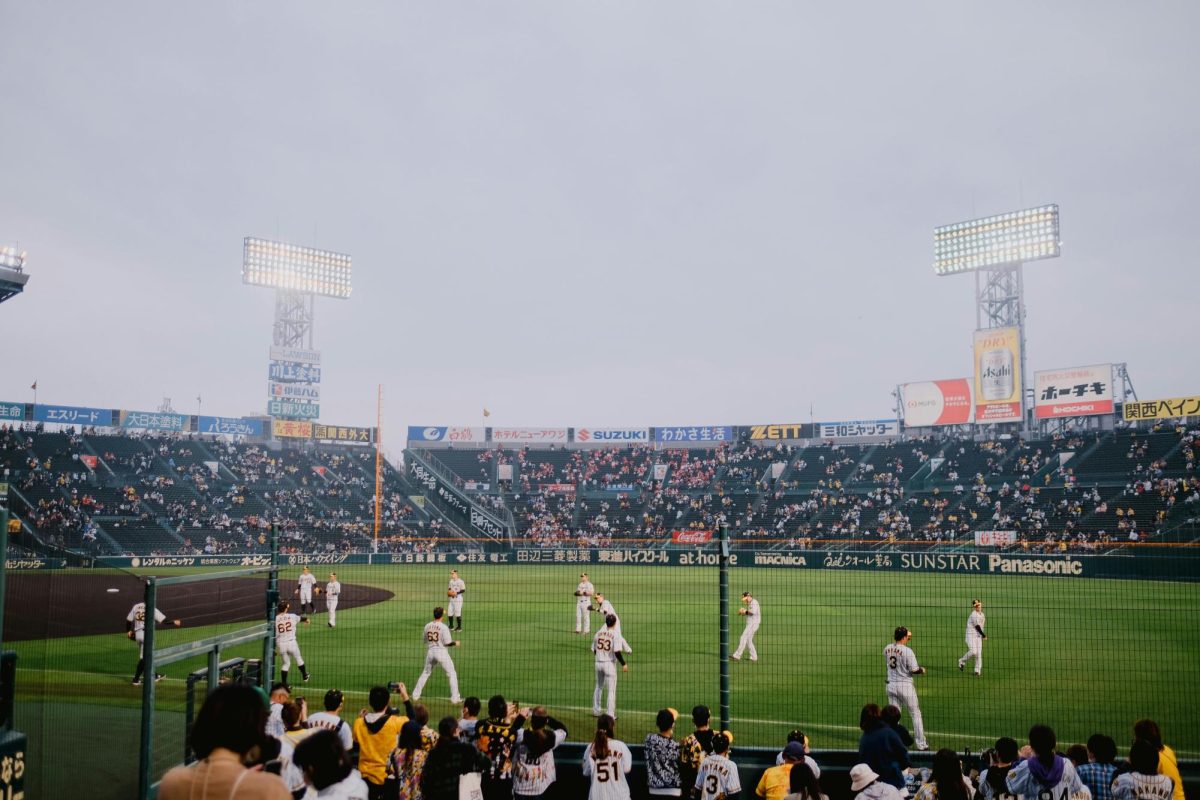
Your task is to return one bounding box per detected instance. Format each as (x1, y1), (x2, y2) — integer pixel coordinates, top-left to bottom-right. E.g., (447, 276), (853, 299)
(295, 566), (317, 620)
(958, 599), (987, 675)
(885, 626), (928, 750)
(593, 593), (631, 652)
(275, 600), (310, 687)
(412, 606), (464, 704)
(447, 569), (466, 631)
(731, 591), (760, 661)
(325, 572), (342, 628)
(695, 732), (741, 800)
(126, 601), (181, 686)
(591, 614), (629, 719)
(575, 572), (595, 634)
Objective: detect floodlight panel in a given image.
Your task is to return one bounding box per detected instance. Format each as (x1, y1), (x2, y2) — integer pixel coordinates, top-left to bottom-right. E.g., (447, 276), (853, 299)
(242, 237), (352, 298)
(933, 204), (1060, 275)
(0, 246), (26, 271)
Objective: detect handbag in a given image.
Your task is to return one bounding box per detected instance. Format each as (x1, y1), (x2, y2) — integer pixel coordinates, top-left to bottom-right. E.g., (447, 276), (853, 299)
(458, 770), (484, 800)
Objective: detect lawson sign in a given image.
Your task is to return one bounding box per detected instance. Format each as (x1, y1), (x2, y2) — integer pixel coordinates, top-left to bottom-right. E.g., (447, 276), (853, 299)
(574, 427), (649, 443)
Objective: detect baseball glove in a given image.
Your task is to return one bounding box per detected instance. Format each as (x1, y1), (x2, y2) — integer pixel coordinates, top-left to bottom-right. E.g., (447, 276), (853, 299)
(448, 590), (456, 598)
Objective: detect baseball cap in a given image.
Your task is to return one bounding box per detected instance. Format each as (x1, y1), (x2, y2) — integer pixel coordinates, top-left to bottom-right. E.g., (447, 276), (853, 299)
(894, 626), (910, 641)
(783, 741), (806, 761)
(850, 764), (880, 791)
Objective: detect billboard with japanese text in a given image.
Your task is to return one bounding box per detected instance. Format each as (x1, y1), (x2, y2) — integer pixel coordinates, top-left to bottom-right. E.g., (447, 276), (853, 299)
(268, 361), (322, 383)
(746, 423), (814, 441)
(575, 427), (650, 443)
(490, 427), (568, 444)
(654, 426), (733, 444)
(407, 426), (486, 443)
(120, 410), (188, 432)
(198, 416), (266, 437)
(268, 400), (319, 419)
(899, 379), (974, 427)
(33, 404), (114, 427)
(312, 424), (373, 443)
(1034, 364), (1113, 419)
(273, 419), (313, 438)
(817, 419), (899, 439)
(0, 401), (23, 422)
(1122, 395), (1200, 421)
(973, 327), (1023, 423)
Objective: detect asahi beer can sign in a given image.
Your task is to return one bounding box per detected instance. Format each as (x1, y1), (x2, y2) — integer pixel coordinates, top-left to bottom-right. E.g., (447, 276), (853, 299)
(979, 348), (1014, 401)
(973, 327), (1022, 423)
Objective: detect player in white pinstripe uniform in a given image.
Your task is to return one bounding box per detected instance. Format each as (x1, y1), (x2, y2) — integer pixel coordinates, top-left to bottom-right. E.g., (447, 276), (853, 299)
(885, 626), (927, 750)
(275, 600), (310, 687)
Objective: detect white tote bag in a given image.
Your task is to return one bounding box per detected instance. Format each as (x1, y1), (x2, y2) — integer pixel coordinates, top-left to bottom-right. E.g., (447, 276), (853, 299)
(458, 770), (484, 800)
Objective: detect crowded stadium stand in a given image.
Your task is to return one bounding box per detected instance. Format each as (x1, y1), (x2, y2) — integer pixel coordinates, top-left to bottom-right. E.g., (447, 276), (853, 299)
(2, 423), (1198, 557)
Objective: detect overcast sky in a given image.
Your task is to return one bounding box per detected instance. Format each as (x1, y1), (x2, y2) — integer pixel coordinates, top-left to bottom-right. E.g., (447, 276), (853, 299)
(2, 2), (1197, 455)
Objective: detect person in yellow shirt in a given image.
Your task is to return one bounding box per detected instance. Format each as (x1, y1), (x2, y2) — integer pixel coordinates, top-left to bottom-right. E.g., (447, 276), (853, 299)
(353, 682), (412, 800)
(756, 741), (806, 800)
(1133, 719), (1184, 800)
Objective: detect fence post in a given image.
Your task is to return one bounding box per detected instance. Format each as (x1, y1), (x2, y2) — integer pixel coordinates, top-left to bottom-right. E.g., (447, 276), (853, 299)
(718, 523), (730, 732)
(0, 508), (7, 646)
(263, 525), (279, 685)
(137, 577), (158, 800)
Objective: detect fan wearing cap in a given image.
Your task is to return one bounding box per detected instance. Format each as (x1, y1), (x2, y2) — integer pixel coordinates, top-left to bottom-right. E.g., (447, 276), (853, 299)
(696, 731), (741, 800)
(848, 764), (905, 800)
(755, 741), (810, 800)
(306, 689), (353, 750)
(731, 592), (761, 662)
(774, 730), (821, 777)
(884, 626), (928, 751)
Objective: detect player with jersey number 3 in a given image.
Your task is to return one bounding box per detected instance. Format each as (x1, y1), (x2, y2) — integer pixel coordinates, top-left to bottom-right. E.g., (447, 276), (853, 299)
(885, 626), (928, 751)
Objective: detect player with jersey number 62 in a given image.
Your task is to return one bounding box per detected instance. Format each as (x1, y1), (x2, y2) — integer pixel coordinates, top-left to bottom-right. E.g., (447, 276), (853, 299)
(275, 600), (310, 688)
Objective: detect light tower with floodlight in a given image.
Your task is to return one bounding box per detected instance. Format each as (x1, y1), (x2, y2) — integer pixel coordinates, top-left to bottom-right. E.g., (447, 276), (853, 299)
(0, 246), (30, 306)
(933, 204), (1061, 428)
(242, 237), (352, 421)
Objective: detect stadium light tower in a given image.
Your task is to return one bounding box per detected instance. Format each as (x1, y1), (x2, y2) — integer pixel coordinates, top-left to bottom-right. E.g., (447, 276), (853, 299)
(0, 246), (30, 306)
(242, 237), (352, 348)
(934, 204), (1061, 428)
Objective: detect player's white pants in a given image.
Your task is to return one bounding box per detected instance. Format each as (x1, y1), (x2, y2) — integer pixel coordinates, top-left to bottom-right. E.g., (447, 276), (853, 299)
(886, 682), (927, 749)
(413, 649), (461, 702)
(278, 641), (304, 671)
(733, 622), (760, 660)
(327, 598), (339, 626)
(448, 597), (463, 616)
(299, 589), (313, 606)
(135, 630), (146, 658)
(960, 637), (983, 674)
(593, 662), (617, 717)
(576, 602), (591, 633)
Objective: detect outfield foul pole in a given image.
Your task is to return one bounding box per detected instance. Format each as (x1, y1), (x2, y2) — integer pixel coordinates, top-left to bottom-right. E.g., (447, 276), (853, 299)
(718, 522), (730, 732)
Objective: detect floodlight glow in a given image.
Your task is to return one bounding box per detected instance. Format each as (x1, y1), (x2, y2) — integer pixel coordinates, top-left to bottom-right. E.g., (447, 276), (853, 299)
(242, 237), (352, 298)
(934, 204), (1060, 275)
(0, 246), (26, 271)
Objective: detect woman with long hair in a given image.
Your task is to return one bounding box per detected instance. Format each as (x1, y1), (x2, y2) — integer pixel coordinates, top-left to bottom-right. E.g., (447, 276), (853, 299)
(392, 719), (431, 800)
(582, 714), (632, 800)
(857, 703), (909, 790)
(913, 749), (973, 800)
(513, 706), (569, 799)
(292, 730), (369, 799)
(784, 761), (828, 800)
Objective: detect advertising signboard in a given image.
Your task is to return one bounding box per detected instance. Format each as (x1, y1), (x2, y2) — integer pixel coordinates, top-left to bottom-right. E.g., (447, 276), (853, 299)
(817, 419), (899, 439)
(654, 426), (734, 444)
(899, 379), (974, 427)
(1123, 395), (1200, 421)
(973, 327), (1023, 423)
(1033, 365), (1114, 419)
(407, 426), (486, 443)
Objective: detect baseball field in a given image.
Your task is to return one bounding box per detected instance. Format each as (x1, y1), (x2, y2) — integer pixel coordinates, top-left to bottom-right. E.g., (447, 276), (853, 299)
(7, 562), (1199, 798)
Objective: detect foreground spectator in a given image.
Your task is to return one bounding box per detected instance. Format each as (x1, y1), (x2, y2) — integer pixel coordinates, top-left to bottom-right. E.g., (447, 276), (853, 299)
(645, 708), (682, 797)
(783, 761), (825, 800)
(696, 731), (741, 800)
(1077, 734), (1118, 800)
(267, 683), (291, 739)
(293, 729), (369, 799)
(858, 704), (909, 790)
(914, 749), (974, 800)
(1006, 725), (1091, 800)
(391, 720), (431, 800)
(756, 741), (807, 800)
(679, 704), (717, 794)
(583, 714), (632, 800)
(158, 684), (291, 800)
(476, 694), (528, 800)
(848, 764), (904, 800)
(513, 705), (569, 799)
(459, 696), (482, 743)
(422, 716), (490, 800)
(1132, 719), (1183, 800)
(774, 730), (821, 777)
(880, 706), (914, 749)
(307, 689), (353, 751)
(978, 737), (1020, 800)
(1113, 739), (1175, 800)
(353, 684), (410, 800)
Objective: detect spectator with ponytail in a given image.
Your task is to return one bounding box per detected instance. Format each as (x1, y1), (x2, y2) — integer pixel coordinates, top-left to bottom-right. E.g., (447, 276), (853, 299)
(1131, 720), (1183, 800)
(293, 730), (369, 799)
(582, 714), (632, 800)
(913, 749), (973, 800)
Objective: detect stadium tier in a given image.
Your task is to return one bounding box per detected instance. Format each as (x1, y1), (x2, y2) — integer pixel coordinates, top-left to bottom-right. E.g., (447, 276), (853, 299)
(3, 424), (1197, 557)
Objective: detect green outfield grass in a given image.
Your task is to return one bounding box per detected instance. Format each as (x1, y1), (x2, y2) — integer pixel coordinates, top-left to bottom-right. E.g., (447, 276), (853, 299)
(9, 563), (1200, 797)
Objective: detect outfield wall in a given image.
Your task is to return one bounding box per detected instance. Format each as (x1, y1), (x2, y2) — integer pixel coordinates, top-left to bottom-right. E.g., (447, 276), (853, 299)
(10, 548), (1198, 581)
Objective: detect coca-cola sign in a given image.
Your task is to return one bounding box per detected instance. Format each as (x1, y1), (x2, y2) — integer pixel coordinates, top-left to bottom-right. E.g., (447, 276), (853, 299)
(671, 530), (712, 545)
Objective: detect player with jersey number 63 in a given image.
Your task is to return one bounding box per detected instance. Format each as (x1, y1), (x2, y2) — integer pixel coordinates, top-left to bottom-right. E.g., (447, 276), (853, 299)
(412, 606), (464, 705)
